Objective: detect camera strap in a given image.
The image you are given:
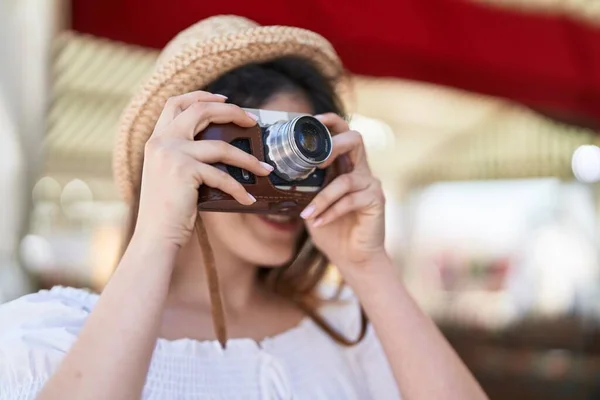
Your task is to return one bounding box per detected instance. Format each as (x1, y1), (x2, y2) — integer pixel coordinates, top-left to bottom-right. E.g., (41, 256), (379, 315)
(195, 214), (228, 348)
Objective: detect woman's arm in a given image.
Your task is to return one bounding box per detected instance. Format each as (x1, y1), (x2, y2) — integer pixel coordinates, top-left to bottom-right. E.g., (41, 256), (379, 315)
(36, 235), (178, 400)
(36, 91), (269, 400)
(303, 112), (486, 399)
(345, 253), (488, 400)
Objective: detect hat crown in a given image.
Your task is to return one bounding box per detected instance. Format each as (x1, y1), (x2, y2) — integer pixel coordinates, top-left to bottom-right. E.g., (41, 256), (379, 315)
(157, 15), (260, 66)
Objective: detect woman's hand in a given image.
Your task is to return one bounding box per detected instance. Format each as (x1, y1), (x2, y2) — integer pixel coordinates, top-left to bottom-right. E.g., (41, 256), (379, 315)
(301, 113), (387, 277)
(135, 91), (274, 249)
(302, 114), (489, 400)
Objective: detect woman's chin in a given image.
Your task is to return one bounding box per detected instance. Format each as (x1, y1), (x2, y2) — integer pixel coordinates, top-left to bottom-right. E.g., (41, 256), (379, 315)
(243, 246), (296, 268)
(247, 248), (296, 268)
(235, 214), (303, 267)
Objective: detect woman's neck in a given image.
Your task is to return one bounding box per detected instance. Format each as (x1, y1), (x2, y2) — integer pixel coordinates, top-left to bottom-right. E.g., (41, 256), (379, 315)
(167, 232), (261, 315)
(162, 233), (307, 343)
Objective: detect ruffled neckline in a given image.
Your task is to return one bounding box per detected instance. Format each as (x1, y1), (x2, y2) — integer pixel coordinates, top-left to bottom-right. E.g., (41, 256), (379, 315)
(154, 316), (314, 356)
(48, 285), (317, 355)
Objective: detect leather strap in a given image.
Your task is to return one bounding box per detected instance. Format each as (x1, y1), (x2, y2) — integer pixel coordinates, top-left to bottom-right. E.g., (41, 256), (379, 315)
(194, 215), (228, 348)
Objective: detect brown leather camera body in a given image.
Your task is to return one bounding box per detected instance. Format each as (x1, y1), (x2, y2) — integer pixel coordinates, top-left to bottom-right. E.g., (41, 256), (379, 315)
(195, 118), (351, 216)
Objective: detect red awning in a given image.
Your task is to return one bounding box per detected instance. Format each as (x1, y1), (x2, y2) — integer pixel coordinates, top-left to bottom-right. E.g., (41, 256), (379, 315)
(71, 0), (600, 125)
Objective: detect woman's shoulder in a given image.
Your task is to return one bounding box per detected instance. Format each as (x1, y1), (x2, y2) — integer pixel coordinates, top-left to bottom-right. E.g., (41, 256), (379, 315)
(0, 286), (97, 394)
(314, 282), (400, 399)
(0, 286), (96, 341)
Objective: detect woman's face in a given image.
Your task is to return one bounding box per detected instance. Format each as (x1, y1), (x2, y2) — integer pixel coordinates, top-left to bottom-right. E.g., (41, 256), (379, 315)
(199, 91), (314, 267)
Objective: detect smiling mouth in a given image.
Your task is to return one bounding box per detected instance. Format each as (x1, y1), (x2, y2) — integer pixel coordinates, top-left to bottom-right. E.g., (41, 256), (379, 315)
(258, 214), (300, 231)
(263, 214), (293, 223)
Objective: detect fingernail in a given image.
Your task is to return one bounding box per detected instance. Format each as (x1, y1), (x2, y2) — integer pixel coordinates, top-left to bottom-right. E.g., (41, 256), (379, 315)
(246, 111), (259, 121)
(312, 218), (324, 227)
(247, 193), (257, 204)
(214, 94), (228, 99)
(314, 114), (325, 120)
(260, 162), (274, 172)
(300, 204), (315, 219)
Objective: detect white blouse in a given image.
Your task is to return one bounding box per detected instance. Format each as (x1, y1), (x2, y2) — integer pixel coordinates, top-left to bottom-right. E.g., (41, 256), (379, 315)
(0, 286), (401, 399)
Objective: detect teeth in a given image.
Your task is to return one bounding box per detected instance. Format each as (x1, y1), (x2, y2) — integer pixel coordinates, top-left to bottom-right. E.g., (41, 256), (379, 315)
(264, 215), (293, 222)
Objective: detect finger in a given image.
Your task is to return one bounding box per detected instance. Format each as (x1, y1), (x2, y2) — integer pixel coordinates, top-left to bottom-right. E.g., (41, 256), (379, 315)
(319, 130), (368, 170)
(169, 102), (258, 139)
(315, 113), (350, 134)
(300, 173), (370, 220)
(310, 190), (373, 228)
(181, 140), (274, 176)
(193, 162), (257, 206)
(154, 91), (228, 134)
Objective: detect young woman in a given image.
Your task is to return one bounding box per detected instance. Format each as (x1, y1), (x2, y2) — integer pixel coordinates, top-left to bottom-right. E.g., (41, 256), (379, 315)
(0, 15), (487, 400)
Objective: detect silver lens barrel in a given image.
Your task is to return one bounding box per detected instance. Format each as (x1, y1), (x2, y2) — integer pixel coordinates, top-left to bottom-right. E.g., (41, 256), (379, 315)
(265, 116), (333, 181)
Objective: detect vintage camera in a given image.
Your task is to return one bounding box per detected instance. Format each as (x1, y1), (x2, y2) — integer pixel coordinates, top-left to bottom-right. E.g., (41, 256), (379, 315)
(231, 108), (332, 191)
(195, 108), (347, 215)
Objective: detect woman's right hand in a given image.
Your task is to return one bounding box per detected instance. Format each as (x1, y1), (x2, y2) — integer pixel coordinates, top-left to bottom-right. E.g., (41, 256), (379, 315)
(133, 91), (273, 249)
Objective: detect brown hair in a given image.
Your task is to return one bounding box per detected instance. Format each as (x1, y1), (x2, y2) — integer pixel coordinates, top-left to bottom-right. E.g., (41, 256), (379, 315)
(121, 56), (367, 347)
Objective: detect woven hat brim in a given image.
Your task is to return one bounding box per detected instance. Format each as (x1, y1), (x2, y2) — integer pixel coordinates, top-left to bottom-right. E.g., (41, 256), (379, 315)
(113, 25), (346, 204)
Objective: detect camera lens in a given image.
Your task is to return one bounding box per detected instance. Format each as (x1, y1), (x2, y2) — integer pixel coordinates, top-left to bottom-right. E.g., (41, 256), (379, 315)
(298, 129), (318, 152)
(264, 115), (332, 181)
(292, 117), (331, 163)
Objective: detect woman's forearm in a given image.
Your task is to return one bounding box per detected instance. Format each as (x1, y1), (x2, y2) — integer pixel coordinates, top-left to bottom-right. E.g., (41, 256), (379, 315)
(347, 254), (488, 400)
(38, 234), (178, 400)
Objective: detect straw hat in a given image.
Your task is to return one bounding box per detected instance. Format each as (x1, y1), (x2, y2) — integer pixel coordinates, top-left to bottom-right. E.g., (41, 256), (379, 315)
(113, 15), (346, 204)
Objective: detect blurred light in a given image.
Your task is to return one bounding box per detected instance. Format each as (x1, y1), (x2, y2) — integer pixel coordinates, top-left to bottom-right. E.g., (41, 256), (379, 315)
(60, 179), (94, 219)
(90, 226), (123, 288)
(349, 114), (395, 152)
(19, 234), (55, 272)
(383, 189), (404, 256)
(473, 0), (600, 21)
(571, 145), (600, 183)
(32, 176), (61, 203)
(531, 224), (597, 317)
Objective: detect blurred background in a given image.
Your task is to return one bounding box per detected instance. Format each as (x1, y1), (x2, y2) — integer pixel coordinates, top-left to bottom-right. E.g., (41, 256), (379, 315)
(2, 0), (600, 398)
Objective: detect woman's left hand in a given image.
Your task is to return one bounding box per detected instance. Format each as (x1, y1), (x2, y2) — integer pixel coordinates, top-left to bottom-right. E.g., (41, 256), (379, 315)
(301, 113), (387, 276)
